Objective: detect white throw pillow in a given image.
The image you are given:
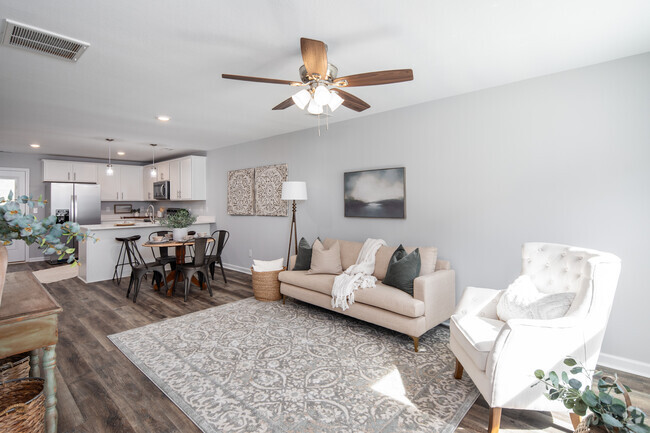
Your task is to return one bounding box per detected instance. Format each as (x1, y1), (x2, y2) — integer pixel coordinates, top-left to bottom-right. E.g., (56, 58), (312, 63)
(496, 275), (576, 322)
(252, 258), (284, 272)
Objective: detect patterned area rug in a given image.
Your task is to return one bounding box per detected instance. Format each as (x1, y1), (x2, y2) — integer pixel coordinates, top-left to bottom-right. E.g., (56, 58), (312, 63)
(108, 298), (479, 433)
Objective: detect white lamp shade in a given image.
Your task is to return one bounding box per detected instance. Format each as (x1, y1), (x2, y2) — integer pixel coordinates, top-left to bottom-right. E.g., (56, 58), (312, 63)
(313, 85), (331, 106)
(307, 98), (323, 115)
(291, 89), (311, 110)
(328, 92), (344, 111)
(281, 181), (308, 201)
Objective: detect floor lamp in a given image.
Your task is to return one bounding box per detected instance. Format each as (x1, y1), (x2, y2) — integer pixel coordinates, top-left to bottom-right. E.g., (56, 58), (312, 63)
(282, 181), (308, 269)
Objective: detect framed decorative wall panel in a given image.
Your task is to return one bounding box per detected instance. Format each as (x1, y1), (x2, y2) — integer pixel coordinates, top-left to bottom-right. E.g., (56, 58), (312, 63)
(227, 168), (255, 215)
(254, 163), (288, 216)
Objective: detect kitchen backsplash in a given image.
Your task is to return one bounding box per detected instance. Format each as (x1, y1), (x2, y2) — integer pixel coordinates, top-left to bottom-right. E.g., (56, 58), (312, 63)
(101, 201), (209, 220)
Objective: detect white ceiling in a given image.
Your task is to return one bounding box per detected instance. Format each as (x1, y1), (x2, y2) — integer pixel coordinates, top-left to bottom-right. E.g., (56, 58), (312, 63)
(0, 0), (649, 162)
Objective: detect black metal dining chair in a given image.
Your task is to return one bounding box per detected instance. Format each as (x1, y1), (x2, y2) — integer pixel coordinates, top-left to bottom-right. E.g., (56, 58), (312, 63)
(124, 237), (169, 303)
(148, 230), (175, 285)
(208, 230), (230, 283)
(174, 237), (214, 302)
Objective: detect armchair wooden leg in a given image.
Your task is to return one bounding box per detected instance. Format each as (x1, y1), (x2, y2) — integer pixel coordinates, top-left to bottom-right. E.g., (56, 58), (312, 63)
(570, 413), (581, 429)
(282, 294), (286, 305)
(488, 407), (502, 433)
(410, 336), (419, 352)
(454, 359), (464, 379)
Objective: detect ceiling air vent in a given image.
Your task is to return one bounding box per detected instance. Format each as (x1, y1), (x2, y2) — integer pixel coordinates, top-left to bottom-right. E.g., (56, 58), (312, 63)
(1, 19), (89, 62)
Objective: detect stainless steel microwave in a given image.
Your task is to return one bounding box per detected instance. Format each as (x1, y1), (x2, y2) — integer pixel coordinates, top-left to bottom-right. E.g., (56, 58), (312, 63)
(153, 180), (170, 200)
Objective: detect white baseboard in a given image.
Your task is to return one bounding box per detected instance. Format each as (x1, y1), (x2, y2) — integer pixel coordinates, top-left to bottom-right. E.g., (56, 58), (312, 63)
(222, 263), (252, 275)
(598, 352), (650, 378)
(28, 256), (46, 262)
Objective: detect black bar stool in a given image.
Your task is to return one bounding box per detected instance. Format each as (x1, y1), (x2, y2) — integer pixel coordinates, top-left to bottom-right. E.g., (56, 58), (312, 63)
(113, 235), (141, 285)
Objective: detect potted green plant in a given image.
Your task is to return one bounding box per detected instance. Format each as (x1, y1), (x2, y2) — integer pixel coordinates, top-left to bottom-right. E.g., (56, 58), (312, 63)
(534, 357), (649, 433)
(0, 191), (95, 307)
(158, 209), (197, 241)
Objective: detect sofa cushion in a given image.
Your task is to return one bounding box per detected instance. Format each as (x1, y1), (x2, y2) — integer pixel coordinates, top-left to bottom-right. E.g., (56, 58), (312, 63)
(496, 275), (576, 322)
(382, 245), (421, 296)
(323, 238), (362, 270)
(375, 245), (437, 279)
(279, 271), (337, 295)
(450, 315), (505, 371)
(308, 239), (343, 275)
(354, 282), (425, 318)
(279, 272), (425, 318)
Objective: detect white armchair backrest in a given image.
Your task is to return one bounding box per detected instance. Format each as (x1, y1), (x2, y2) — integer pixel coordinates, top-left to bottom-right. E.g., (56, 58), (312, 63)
(521, 242), (621, 368)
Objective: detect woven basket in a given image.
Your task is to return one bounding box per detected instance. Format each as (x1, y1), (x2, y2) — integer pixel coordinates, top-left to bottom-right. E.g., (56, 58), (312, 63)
(251, 267), (285, 302)
(0, 378), (45, 433)
(0, 353), (31, 382)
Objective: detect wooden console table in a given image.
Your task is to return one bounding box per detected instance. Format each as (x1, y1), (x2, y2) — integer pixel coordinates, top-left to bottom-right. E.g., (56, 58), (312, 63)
(0, 271), (62, 433)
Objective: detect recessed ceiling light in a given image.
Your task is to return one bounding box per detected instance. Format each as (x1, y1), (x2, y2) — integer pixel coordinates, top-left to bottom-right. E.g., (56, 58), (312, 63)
(156, 115), (171, 122)
(30, 143), (40, 148)
(117, 151), (125, 156)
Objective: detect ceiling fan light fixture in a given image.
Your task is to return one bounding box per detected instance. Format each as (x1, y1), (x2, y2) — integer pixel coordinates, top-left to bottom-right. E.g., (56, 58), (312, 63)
(291, 89), (311, 109)
(328, 92), (344, 111)
(313, 85), (331, 106)
(307, 98), (323, 115)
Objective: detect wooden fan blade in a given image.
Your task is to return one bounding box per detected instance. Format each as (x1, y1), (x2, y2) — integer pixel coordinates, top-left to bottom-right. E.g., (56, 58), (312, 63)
(332, 89), (370, 112)
(222, 74), (302, 86)
(334, 69), (413, 87)
(300, 38), (328, 79)
(272, 97), (295, 110)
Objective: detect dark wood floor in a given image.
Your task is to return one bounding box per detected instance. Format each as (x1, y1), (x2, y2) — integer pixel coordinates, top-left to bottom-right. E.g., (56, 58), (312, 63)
(7, 261), (649, 433)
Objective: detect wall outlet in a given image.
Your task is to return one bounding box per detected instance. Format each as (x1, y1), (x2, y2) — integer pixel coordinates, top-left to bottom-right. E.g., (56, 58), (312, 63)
(248, 249), (253, 258)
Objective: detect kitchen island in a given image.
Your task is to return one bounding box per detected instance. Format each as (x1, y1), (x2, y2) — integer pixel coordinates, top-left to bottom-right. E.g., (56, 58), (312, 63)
(78, 216), (215, 283)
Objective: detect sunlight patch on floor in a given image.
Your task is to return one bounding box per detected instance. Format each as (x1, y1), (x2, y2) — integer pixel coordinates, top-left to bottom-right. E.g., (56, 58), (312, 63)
(371, 367), (414, 407)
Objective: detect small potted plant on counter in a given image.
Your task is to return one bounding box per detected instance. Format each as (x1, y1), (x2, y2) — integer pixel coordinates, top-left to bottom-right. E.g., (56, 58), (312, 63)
(158, 209), (197, 241)
(0, 191), (96, 307)
(534, 357), (649, 433)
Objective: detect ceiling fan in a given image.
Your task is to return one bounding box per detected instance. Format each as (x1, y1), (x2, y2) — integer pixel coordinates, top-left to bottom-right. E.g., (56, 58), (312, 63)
(222, 37), (413, 115)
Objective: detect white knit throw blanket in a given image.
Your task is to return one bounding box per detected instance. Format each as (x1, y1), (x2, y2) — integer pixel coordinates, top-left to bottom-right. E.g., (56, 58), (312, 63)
(331, 238), (387, 311)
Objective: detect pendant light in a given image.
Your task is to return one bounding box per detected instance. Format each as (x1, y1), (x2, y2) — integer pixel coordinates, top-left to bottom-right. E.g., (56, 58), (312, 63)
(150, 143), (158, 178)
(105, 138), (114, 176)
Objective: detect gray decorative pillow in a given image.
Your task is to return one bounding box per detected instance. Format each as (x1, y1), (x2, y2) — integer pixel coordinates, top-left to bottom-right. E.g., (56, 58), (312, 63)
(382, 245), (421, 296)
(307, 239), (342, 275)
(293, 237), (320, 271)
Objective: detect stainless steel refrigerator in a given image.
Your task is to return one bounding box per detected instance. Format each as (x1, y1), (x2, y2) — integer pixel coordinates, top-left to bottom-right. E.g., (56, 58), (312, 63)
(44, 182), (101, 263)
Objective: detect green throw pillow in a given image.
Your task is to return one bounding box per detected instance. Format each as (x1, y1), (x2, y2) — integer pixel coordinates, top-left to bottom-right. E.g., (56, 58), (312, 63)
(382, 245), (421, 296)
(293, 237), (320, 270)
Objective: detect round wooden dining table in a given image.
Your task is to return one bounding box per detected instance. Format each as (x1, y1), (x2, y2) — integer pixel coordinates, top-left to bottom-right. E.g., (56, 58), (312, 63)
(142, 237), (214, 296)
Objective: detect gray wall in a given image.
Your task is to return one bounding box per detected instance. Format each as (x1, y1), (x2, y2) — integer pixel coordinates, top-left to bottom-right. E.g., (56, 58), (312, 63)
(207, 53), (650, 368)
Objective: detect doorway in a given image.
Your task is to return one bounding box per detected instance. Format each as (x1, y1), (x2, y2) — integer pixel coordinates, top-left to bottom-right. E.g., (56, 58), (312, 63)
(0, 168), (29, 262)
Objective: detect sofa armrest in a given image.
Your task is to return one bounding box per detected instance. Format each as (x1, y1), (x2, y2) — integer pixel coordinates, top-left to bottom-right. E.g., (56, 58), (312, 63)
(414, 270), (456, 329)
(454, 286), (502, 320)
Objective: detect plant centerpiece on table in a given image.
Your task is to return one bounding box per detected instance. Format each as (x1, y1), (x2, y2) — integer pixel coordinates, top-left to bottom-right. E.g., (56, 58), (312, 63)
(158, 209), (197, 241)
(0, 191), (96, 307)
(534, 357), (649, 433)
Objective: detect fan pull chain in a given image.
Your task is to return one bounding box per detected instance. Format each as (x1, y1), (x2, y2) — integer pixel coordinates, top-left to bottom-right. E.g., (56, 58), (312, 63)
(318, 113), (321, 136)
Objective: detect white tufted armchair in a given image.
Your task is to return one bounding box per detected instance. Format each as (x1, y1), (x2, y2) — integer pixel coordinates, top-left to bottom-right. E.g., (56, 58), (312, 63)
(450, 242), (621, 433)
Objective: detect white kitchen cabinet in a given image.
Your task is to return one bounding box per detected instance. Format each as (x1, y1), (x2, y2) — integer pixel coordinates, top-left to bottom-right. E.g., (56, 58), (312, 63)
(97, 164), (143, 201)
(180, 157), (193, 200)
(168, 159), (181, 199)
(42, 160), (98, 183)
(97, 165), (120, 201)
(157, 162), (170, 181)
(143, 165), (155, 200)
(120, 165), (143, 201)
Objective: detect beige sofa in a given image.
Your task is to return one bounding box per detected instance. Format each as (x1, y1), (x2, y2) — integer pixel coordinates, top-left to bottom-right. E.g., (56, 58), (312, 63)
(279, 238), (455, 351)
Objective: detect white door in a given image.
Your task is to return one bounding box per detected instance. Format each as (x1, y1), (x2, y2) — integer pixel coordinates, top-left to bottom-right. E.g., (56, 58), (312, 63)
(72, 162), (98, 183)
(157, 162), (170, 181)
(97, 164), (120, 201)
(180, 157), (192, 200)
(0, 168), (29, 262)
(120, 165), (143, 201)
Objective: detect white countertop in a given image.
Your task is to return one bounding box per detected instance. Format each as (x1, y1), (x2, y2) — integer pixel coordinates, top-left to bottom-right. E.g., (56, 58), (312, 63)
(82, 216), (215, 231)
